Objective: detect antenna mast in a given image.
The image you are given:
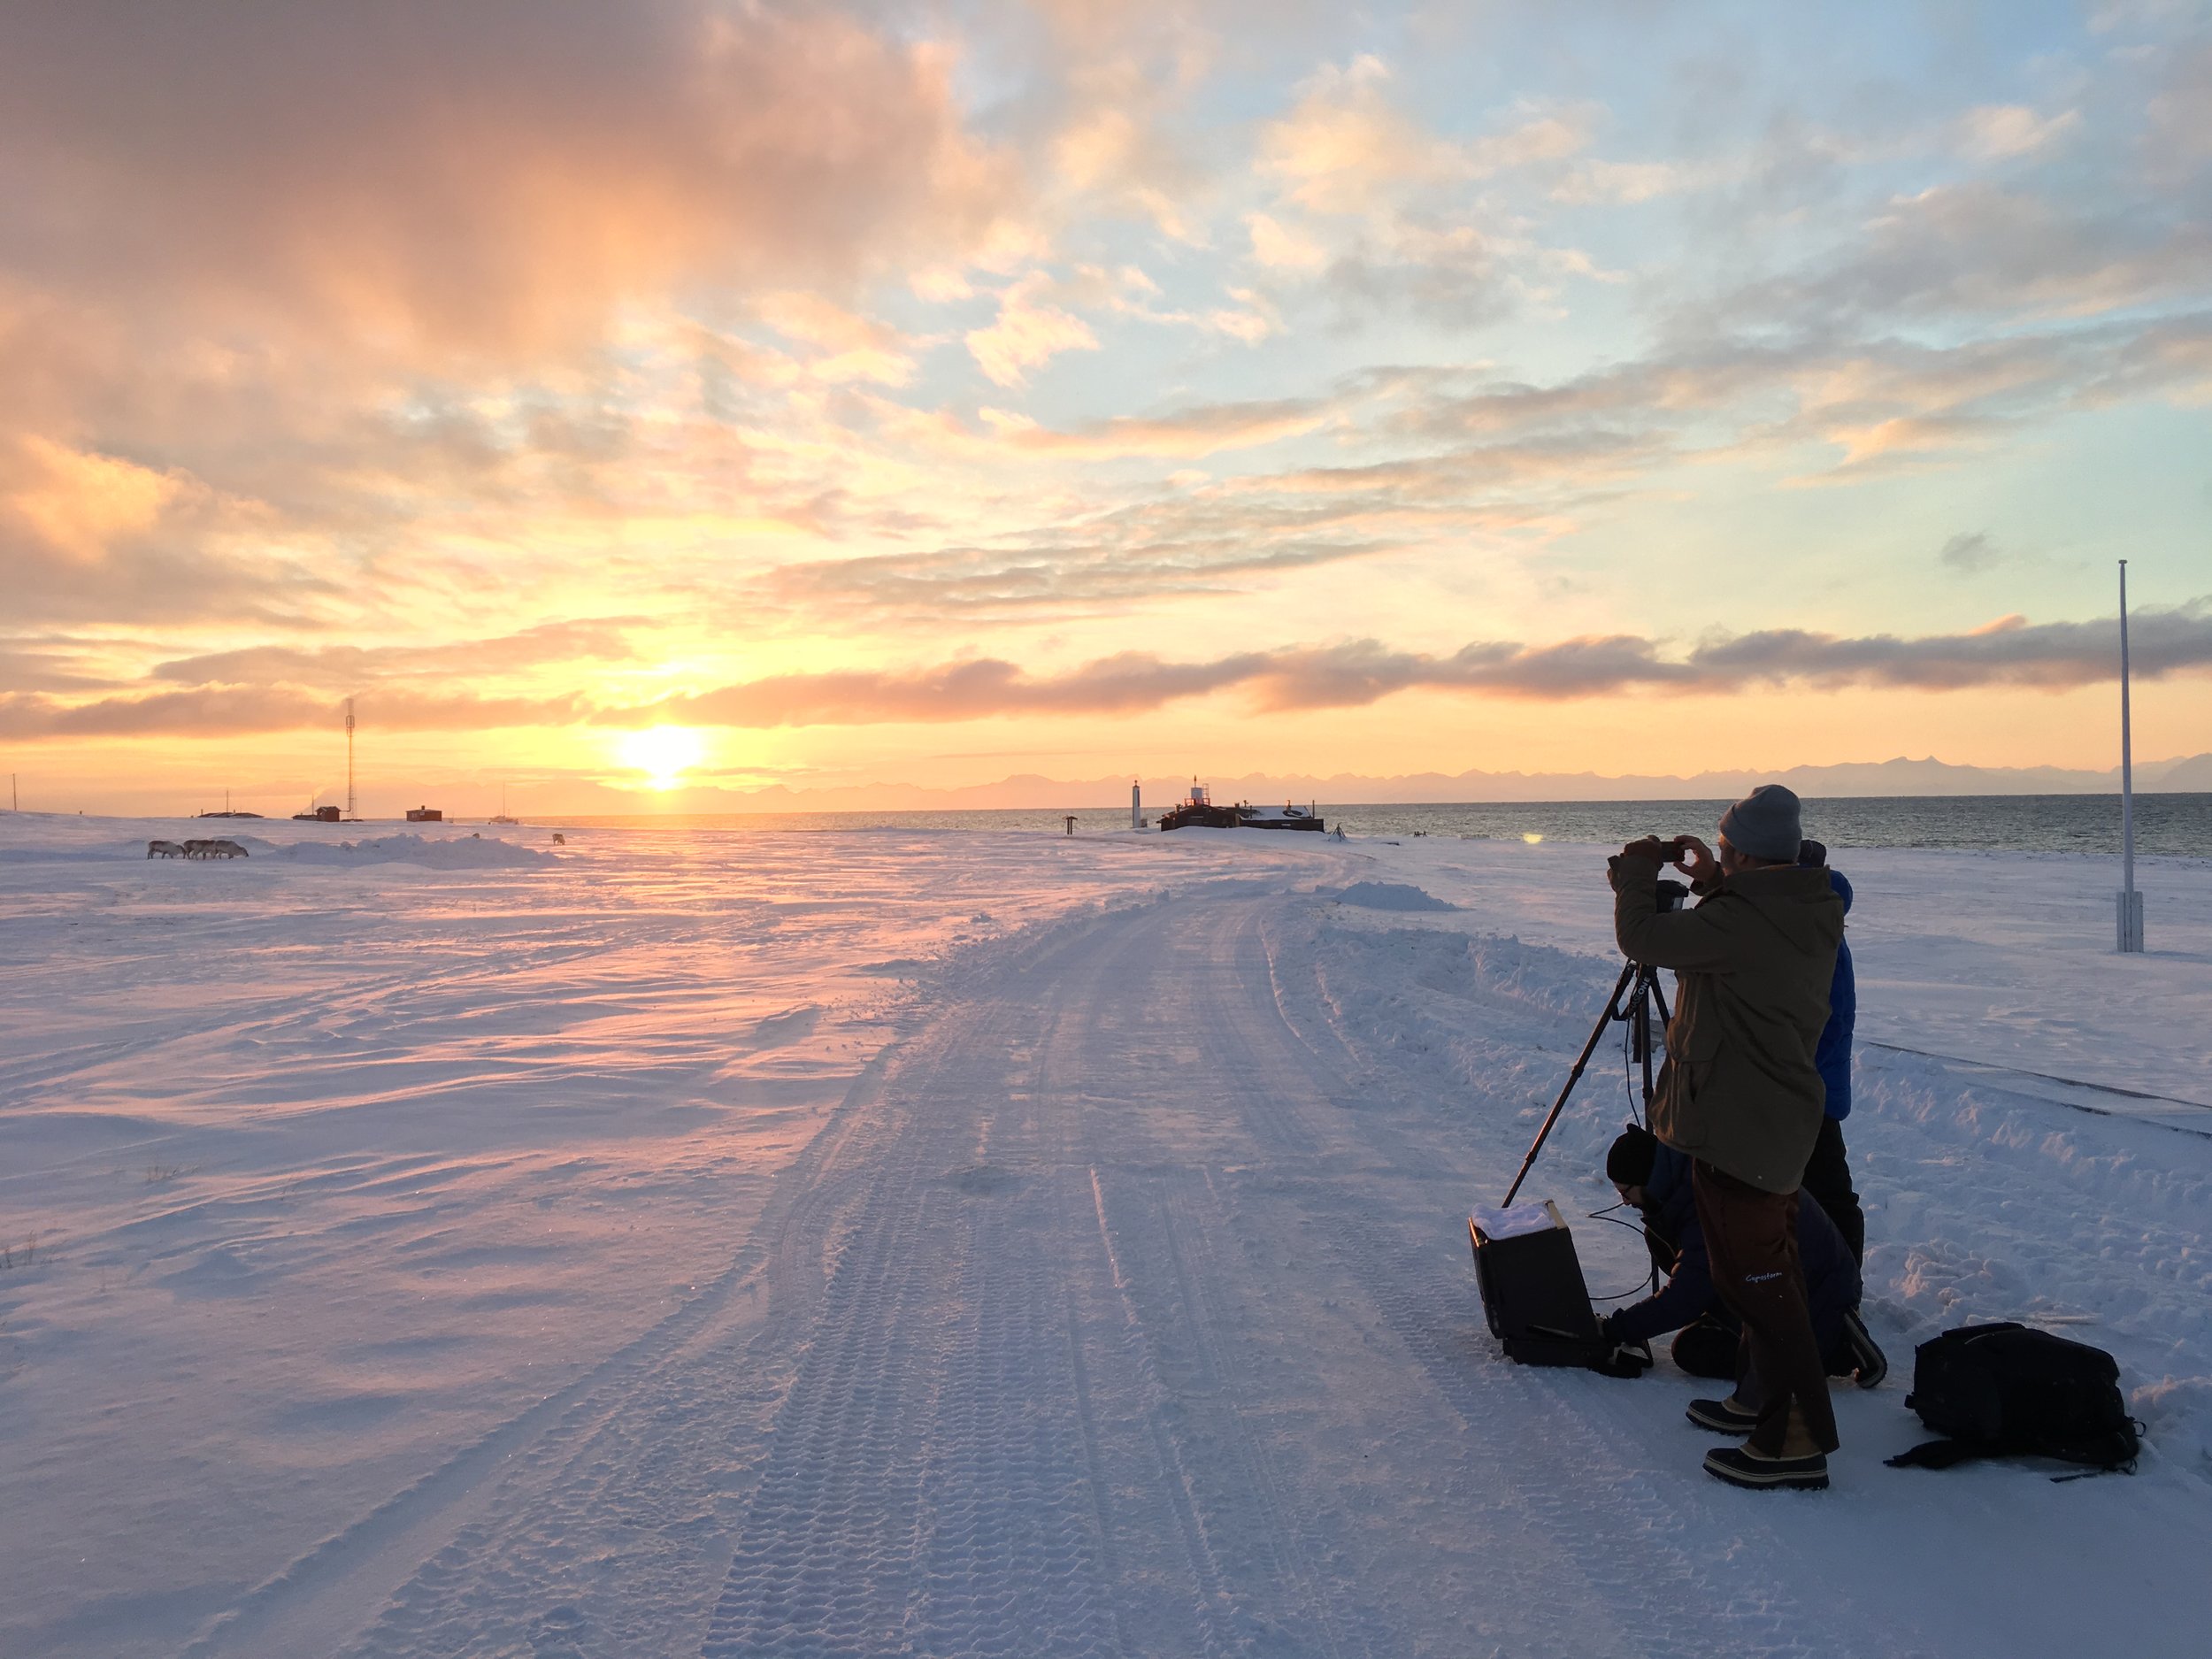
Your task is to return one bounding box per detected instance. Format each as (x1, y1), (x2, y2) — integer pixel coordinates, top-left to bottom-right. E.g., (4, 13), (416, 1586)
(345, 696), (357, 820)
(2116, 563), (2143, 952)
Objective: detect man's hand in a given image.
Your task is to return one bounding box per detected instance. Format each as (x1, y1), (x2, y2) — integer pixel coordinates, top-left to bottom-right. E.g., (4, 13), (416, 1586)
(1674, 834), (1718, 887)
(1618, 835), (1666, 863)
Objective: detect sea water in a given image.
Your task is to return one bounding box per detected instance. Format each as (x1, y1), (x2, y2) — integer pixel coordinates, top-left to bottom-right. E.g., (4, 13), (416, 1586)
(561, 794), (2211, 858)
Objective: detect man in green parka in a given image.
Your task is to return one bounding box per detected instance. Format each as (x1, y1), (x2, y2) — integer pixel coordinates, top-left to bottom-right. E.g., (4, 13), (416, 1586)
(1609, 783), (1846, 1491)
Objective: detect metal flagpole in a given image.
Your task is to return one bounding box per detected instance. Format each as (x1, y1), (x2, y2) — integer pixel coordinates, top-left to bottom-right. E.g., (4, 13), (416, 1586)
(2116, 560), (2144, 952)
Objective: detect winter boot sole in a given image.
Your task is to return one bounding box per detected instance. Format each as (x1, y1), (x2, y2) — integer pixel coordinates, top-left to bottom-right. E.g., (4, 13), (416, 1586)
(1704, 1445), (1830, 1491)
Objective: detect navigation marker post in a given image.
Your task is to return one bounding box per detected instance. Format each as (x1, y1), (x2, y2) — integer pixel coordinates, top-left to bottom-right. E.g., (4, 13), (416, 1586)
(2116, 560), (2144, 953)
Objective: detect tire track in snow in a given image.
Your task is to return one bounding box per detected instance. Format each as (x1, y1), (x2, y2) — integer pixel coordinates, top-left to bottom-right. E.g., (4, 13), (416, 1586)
(215, 859), (1890, 1659)
(698, 909), (1231, 1658)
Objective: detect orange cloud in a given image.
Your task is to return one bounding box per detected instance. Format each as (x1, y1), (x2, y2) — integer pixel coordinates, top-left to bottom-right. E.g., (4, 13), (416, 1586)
(0, 4), (1025, 367)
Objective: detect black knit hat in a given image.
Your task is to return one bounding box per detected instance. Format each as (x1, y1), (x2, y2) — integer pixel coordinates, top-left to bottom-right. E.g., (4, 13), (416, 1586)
(1607, 1123), (1658, 1187)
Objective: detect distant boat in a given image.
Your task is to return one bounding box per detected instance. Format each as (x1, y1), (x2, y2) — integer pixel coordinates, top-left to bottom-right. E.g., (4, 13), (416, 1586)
(488, 785), (519, 826)
(1157, 780), (1325, 833)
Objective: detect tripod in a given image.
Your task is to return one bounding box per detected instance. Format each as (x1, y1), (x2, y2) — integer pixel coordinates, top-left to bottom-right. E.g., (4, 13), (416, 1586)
(1502, 955), (1672, 1208)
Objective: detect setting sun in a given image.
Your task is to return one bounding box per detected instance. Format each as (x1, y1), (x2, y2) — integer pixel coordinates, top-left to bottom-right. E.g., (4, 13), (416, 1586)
(616, 726), (706, 791)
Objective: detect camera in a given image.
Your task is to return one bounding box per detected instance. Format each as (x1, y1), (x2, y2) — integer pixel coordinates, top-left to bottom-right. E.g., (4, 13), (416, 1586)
(1657, 878), (1689, 914)
(1651, 836), (1690, 863)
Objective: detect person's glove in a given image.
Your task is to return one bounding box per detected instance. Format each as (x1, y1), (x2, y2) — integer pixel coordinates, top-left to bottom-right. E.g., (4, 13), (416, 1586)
(1618, 836), (1665, 863)
(1586, 1312), (1652, 1378)
(1588, 1336), (1654, 1379)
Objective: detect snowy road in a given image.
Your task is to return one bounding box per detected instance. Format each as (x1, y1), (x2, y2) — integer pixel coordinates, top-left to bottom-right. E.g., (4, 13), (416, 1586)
(191, 866), (2212, 1657)
(7, 821), (2210, 1656)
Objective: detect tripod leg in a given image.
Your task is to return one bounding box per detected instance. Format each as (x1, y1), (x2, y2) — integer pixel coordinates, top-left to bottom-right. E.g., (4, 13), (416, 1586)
(1636, 972), (1659, 1118)
(1502, 960), (1638, 1208)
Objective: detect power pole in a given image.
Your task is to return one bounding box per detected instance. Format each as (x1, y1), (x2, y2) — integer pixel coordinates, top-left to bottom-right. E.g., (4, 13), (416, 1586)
(2116, 560), (2144, 953)
(345, 697), (357, 820)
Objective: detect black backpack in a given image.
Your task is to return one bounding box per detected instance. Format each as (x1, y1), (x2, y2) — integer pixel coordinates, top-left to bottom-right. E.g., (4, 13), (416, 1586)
(1887, 1322), (2139, 1478)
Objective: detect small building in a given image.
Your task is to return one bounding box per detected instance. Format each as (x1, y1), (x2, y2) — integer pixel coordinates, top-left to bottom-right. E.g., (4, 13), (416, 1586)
(292, 805), (341, 822)
(405, 805), (442, 822)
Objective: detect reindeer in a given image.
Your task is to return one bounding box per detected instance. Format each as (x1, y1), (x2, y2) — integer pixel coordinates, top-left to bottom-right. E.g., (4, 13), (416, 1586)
(147, 840), (185, 858)
(206, 838), (248, 858)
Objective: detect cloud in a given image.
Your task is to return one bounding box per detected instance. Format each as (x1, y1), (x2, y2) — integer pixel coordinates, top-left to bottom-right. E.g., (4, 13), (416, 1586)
(1938, 532), (2003, 572)
(1681, 602), (2212, 689)
(749, 423), (1619, 621)
(965, 273), (1102, 386)
(0, 3), (1036, 633)
(0, 686), (586, 741)
(0, 432), (335, 626)
(1954, 104), (2083, 162)
(1258, 58), (1587, 216)
(0, 642), (112, 694)
(602, 600), (2212, 726)
(1259, 56), (1462, 215)
(1730, 181), (2212, 325)
(0, 3), (1022, 366)
(754, 294), (918, 387)
(1248, 213), (1331, 270)
(149, 618), (648, 690)
(1552, 158), (1715, 205)
(14, 600), (2208, 741)
(2146, 40), (2212, 177)
(978, 397), (1330, 459)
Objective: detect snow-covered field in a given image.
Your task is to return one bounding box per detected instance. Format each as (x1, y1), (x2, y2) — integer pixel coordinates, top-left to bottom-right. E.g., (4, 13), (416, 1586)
(2, 814), (2207, 1658)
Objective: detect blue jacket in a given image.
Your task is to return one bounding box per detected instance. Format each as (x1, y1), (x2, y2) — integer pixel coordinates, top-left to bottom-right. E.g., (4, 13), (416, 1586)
(1605, 1146), (1860, 1349)
(1817, 871), (1855, 1120)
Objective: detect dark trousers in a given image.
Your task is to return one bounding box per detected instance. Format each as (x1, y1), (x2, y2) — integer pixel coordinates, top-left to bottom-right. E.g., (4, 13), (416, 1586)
(1801, 1117), (1864, 1266)
(1692, 1161), (1839, 1457)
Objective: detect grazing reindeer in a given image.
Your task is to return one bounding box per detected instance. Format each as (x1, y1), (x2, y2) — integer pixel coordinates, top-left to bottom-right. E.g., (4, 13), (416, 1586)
(147, 840), (185, 858)
(207, 838), (248, 858)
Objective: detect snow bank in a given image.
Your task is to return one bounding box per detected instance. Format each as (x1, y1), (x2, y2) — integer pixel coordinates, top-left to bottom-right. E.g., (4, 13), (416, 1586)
(1317, 879), (1457, 911)
(259, 832), (554, 869)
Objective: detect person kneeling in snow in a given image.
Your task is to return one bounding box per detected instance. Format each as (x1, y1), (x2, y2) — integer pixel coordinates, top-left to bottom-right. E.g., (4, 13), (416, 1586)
(1596, 1125), (1880, 1386)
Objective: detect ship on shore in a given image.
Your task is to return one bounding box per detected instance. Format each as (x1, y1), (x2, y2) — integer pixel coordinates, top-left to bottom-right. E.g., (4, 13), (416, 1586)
(1157, 781), (1325, 833)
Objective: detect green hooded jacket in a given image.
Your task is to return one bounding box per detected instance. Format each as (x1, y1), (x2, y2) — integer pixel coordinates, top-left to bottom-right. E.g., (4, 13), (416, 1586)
(1609, 850), (1845, 1194)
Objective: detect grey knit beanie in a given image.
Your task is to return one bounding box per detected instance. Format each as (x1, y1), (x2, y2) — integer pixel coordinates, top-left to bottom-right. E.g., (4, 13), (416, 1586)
(1718, 783), (1803, 864)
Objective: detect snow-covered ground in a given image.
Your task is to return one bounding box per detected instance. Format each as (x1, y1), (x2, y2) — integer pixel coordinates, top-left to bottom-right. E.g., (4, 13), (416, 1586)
(2, 814), (2207, 1657)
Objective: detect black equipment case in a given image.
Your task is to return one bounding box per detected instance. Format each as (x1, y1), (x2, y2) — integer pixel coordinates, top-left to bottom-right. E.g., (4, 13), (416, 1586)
(1469, 1201), (1604, 1366)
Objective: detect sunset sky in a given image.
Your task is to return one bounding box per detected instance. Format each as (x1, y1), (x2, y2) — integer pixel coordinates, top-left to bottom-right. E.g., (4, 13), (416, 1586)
(3, 1), (2208, 815)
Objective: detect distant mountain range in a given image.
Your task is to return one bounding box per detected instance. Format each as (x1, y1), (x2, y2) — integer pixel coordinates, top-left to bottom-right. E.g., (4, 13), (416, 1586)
(644, 752), (2212, 812)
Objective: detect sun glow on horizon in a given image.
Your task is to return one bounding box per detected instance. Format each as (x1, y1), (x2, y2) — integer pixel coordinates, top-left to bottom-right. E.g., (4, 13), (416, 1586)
(616, 726), (707, 791)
